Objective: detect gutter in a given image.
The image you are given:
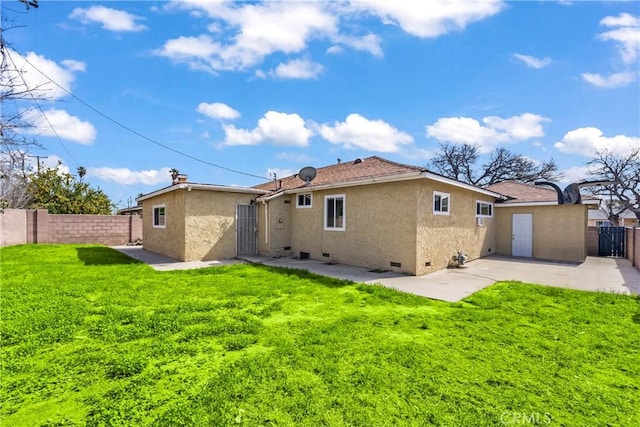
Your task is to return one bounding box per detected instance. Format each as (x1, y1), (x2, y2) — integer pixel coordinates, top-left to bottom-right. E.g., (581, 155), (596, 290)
(494, 200), (601, 208)
(422, 172), (507, 199)
(137, 183), (268, 202)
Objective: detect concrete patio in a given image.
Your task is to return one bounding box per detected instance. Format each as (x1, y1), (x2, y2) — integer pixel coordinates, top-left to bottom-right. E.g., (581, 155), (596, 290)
(112, 246), (639, 302)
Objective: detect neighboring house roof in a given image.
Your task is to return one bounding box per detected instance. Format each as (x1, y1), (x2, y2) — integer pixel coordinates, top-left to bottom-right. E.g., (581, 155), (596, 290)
(253, 156), (503, 199)
(137, 182), (268, 202)
(118, 206), (143, 214)
(588, 209), (637, 220)
(487, 181), (600, 206)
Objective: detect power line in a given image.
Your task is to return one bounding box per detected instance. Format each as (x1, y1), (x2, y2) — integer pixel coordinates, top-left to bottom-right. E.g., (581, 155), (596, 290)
(5, 47), (81, 169)
(12, 49), (270, 182)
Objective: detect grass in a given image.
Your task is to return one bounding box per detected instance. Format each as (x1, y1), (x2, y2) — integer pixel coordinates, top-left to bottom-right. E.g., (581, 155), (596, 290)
(1, 244), (639, 426)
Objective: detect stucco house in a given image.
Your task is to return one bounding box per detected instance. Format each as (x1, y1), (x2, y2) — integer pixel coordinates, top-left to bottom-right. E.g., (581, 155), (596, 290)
(587, 209), (638, 227)
(138, 156), (597, 275)
(486, 181), (599, 263)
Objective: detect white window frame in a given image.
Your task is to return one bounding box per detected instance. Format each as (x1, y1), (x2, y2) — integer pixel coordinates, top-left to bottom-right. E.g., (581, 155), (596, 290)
(153, 204), (166, 228)
(324, 194), (345, 231)
(476, 200), (493, 218)
(296, 193), (313, 209)
(433, 191), (450, 215)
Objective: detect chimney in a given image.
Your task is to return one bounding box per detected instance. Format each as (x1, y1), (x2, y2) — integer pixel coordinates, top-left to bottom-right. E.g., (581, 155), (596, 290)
(173, 174), (188, 185)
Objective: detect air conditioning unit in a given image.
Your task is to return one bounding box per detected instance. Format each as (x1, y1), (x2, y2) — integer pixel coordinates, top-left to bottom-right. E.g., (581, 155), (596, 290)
(476, 217), (484, 226)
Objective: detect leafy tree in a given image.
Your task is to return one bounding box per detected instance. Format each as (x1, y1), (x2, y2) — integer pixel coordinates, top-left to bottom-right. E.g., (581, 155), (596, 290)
(586, 147), (640, 224)
(77, 166), (87, 180)
(28, 163), (113, 214)
(430, 142), (563, 186)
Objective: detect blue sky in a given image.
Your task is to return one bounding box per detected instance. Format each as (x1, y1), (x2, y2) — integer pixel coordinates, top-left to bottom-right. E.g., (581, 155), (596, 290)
(4, 0), (639, 208)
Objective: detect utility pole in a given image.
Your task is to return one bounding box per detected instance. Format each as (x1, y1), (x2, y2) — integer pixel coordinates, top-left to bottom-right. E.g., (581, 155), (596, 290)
(27, 155), (48, 173)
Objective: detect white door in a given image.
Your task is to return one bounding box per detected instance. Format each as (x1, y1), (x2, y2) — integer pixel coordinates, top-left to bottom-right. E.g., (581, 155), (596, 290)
(512, 213), (533, 257)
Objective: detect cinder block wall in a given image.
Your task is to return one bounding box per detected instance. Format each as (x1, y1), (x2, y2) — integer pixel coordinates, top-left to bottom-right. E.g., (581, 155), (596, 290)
(1, 209), (142, 247)
(47, 214), (142, 246)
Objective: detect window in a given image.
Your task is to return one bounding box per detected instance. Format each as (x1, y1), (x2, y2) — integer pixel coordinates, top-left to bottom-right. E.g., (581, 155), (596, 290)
(433, 191), (450, 215)
(476, 201), (493, 218)
(153, 205), (166, 228)
(296, 193), (312, 208)
(596, 220), (612, 227)
(324, 195), (345, 231)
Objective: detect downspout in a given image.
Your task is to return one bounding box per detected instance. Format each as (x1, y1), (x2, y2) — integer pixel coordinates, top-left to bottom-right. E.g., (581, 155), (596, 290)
(263, 200), (269, 246)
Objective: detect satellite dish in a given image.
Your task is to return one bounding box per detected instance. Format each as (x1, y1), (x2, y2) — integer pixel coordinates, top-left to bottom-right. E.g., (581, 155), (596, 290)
(298, 166), (317, 185)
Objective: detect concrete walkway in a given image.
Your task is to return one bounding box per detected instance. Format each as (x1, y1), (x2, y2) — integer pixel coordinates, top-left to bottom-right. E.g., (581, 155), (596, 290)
(112, 246), (240, 271)
(372, 256), (639, 302)
(112, 246), (639, 302)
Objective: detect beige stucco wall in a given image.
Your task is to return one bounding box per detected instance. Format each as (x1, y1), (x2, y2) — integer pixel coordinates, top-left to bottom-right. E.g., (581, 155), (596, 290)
(184, 190), (256, 261)
(495, 204), (587, 263)
(257, 195), (292, 257)
(415, 183), (496, 275)
(261, 179), (498, 275)
(142, 189), (186, 260)
(284, 180), (421, 275)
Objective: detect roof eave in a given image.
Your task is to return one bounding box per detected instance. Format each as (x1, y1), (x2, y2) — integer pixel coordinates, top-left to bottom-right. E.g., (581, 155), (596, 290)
(495, 199), (600, 207)
(137, 183), (267, 202)
(422, 172), (507, 199)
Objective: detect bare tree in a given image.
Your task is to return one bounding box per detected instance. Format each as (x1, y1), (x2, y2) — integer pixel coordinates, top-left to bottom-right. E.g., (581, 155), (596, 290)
(585, 147), (640, 224)
(1, 4), (47, 209)
(430, 143), (563, 186)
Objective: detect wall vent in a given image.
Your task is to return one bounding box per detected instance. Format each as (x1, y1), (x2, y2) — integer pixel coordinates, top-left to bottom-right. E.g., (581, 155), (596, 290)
(390, 261), (402, 268)
(299, 252), (310, 260)
(284, 200), (291, 204)
(425, 261), (431, 267)
(284, 246), (291, 251)
(322, 252), (330, 257)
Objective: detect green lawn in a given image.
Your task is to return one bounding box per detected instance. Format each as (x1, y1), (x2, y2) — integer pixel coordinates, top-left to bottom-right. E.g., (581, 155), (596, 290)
(1, 245), (639, 426)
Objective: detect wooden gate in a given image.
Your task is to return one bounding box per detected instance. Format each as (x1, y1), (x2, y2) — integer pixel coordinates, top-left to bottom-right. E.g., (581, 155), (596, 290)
(598, 226), (626, 257)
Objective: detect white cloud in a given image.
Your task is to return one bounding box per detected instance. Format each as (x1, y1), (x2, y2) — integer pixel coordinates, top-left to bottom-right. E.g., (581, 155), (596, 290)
(88, 166), (173, 186)
(223, 111), (313, 147)
(70, 6), (147, 32)
(598, 13), (640, 64)
(426, 113), (549, 153)
(346, 0), (504, 38)
(559, 166), (590, 185)
(23, 109), (96, 145)
(159, 1), (336, 72)
(159, 0), (504, 74)
(60, 60), (86, 72)
(196, 102), (240, 120)
(276, 152), (314, 163)
(271, 58), (324, 79)
(554, 127), (640, 157)
(1, 49), (85, 100)
(513, 53), (551, 69)
(601, 13), (640, 28)
(265, 167), (295, 180)
(319, 113), (413, 152)
(582, 71), (637, 88)
(332, 33), (383, 57)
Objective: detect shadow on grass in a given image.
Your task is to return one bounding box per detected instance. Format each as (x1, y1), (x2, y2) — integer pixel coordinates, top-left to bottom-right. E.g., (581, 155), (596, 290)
(76, 247), (142, 266)
(251, 264), (352, 288)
